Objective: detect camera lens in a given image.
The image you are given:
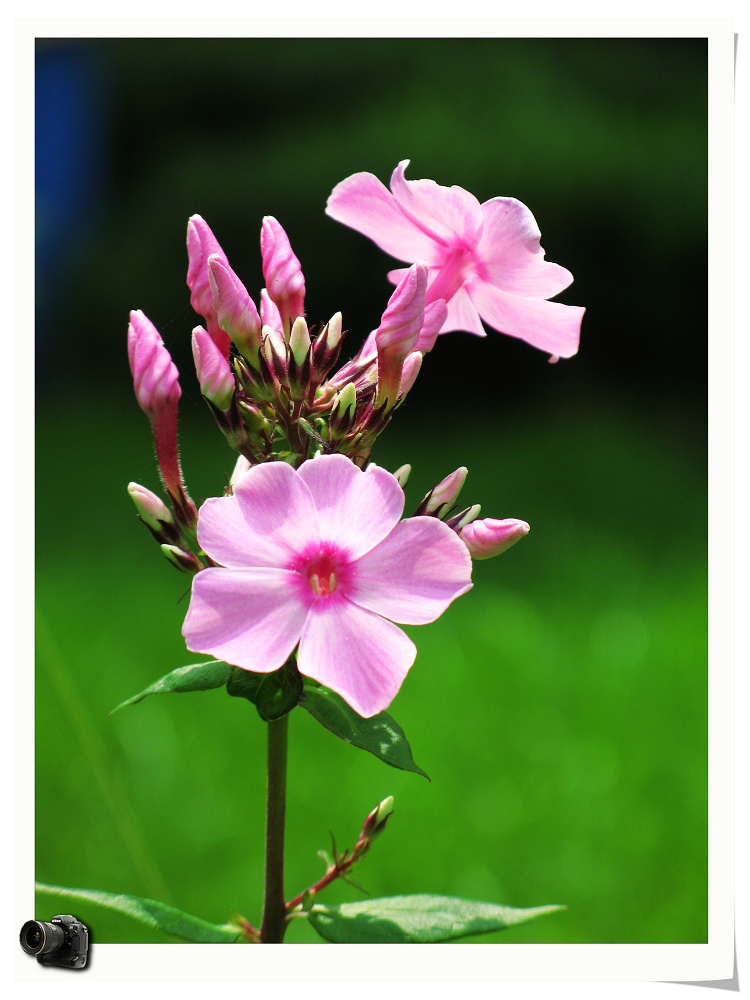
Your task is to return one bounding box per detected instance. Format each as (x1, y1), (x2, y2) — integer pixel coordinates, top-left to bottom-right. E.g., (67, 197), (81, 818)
(19, 920), (66, 956)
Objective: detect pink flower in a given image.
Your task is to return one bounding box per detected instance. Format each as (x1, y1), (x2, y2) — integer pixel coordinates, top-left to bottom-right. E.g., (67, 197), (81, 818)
(182, 454), (473, 717)
(326, 159), (585, 359)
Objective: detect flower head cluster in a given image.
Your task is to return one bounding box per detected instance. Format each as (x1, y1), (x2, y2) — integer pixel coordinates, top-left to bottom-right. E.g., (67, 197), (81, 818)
(125, 161), (568, 715)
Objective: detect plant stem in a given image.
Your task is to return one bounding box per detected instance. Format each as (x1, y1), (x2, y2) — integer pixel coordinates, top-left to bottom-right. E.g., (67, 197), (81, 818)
(260, 713), (289, 943)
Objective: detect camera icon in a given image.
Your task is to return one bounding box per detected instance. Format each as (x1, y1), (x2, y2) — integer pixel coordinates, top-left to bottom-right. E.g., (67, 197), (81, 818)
(20, 915), (89, 969)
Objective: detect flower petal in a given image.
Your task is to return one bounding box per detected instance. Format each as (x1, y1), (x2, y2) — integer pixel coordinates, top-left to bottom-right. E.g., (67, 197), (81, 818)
(297, 454), (404, 560)
(182, 566), (308, 671)
(390, 160), (484, 248)
(197, 461), (319, 568)
(466, 278), (584, 358)
(298, 596), (416, 717)
(326, 169), (437, 263)
(477, 198), (575, 298)
(441, 285), (487, 337)
(349, 516), (473, 625)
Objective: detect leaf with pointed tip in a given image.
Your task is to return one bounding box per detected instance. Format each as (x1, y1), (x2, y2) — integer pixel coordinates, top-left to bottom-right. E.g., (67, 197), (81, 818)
(308, 895), (565, 943)
(35, 883), (243, 943)
(300, 680), (429, 780)
(111, 660), (231, 714)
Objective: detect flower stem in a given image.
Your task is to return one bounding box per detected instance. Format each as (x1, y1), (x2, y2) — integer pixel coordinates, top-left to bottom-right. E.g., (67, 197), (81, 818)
(260, 713), (289, 943)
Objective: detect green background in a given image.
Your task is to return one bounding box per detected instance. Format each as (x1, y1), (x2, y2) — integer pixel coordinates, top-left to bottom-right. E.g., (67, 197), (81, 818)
(35, 36), (707, 944)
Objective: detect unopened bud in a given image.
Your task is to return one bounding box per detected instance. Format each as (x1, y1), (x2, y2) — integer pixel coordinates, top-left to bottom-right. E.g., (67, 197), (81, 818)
(260, 216), (306, 331)
(128, 482), (174, 532)
(289, 316), (312, 366)
(260, 288), (284, 336)
(186, 215), (231, 356)
(332, 382), (357, 422)
(392, 464), (411, 487)
(192, 326), (235, 411)
(459, 517), (530, 559)
(362, 795), (395, 840)
(415, 298), (448, 353)
(160, 543), (204, 574)
(127, 310), (181, 418)
(419, 467), (468, 516)
(375, 263), (427, 409)
(397, 351), (423, 402)
(446, 503), (482, 530)
(208, 255), (262, 364)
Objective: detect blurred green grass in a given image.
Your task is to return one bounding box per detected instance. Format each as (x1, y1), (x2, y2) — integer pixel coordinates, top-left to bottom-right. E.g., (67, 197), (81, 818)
(34, 383), (706, 944)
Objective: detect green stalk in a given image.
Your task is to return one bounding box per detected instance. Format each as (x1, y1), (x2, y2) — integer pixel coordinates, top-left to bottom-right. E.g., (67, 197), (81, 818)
(260, 714), (289, 943)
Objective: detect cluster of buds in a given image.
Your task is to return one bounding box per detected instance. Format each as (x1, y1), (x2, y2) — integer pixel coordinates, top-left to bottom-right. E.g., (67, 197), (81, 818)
(127, 214), (448, 571)
(127, 210), (529, 573)
(184, 214), (440, 470)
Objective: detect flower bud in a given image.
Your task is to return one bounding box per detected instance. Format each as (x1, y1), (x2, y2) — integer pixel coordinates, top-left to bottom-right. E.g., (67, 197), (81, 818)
(375, 263), (427, 409)
(362, 795), (395, 840)
(415, 298), (449, 353)
(192, 326), (235, 411)
(260, 288), (283, 337)
(161, 543), (204, 574)
(392, 464), (411, 487)
(260, 216), (306, 332)
(186, 215), (231, 356)
(127, 310), (181, 418)
(445, 503), (482, 530)
(417, 467), (468, 516)
(128, 482), (174, 531)
(459, 517), (530, 559)
(289, 316), (312, 367)
(311, 312), (345, 385)
(208, 255), (262, 365)
(397, 351), (423, 402)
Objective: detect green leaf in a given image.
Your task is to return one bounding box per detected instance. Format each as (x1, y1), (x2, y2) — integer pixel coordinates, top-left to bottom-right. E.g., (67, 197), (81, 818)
(226, 659), (303, 721)
(308, 895), (565, 943)
(35, 882), (243, 943)
(111, 660), (232, 714)
(300, 681), (430, 780)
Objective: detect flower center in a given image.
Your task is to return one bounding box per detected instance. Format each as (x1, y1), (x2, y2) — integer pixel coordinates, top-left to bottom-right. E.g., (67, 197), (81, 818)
(306, 552), (339, 598)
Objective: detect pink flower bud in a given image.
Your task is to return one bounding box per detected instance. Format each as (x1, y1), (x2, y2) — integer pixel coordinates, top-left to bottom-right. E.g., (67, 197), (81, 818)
(127, 482), (174, 532)
(260, 216), (306, 331)
(422, 467), (468, 516)
(375, 262), (427, 408)
(186, 215), (231, 357)
(415, 298), (449, 353)
(127, 309), (181, 418)
(192, 326), (235, 411)
(260, 288), (283, 336)
(208, 255), (262, 363)
(458, 517), (530, 559)
(229, 454), (252, 489)
(397, 351), (423, 401)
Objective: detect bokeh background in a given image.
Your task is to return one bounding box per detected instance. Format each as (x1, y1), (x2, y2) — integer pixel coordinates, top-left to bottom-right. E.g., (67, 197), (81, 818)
(35, 36), (707, 944)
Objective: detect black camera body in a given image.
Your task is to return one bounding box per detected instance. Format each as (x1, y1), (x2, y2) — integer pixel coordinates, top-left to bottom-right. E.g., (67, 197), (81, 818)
(20, 915), (89, 969)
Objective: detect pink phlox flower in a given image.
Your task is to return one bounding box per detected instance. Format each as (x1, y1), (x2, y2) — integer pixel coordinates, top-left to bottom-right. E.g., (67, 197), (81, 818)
(326, 159), (584, 359)
(182, 454), (473, 717)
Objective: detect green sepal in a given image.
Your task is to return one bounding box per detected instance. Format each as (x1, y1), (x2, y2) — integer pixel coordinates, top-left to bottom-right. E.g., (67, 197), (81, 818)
(35, 882), (243, 943)
(225, 657), (303, 721)
(110, 660), (232, 714)
(300, 680), (430, 780)
(307, 894), (565, 944)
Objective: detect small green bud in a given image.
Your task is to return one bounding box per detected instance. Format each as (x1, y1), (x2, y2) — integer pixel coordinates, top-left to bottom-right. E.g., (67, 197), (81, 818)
(393, 464), (412, 487)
